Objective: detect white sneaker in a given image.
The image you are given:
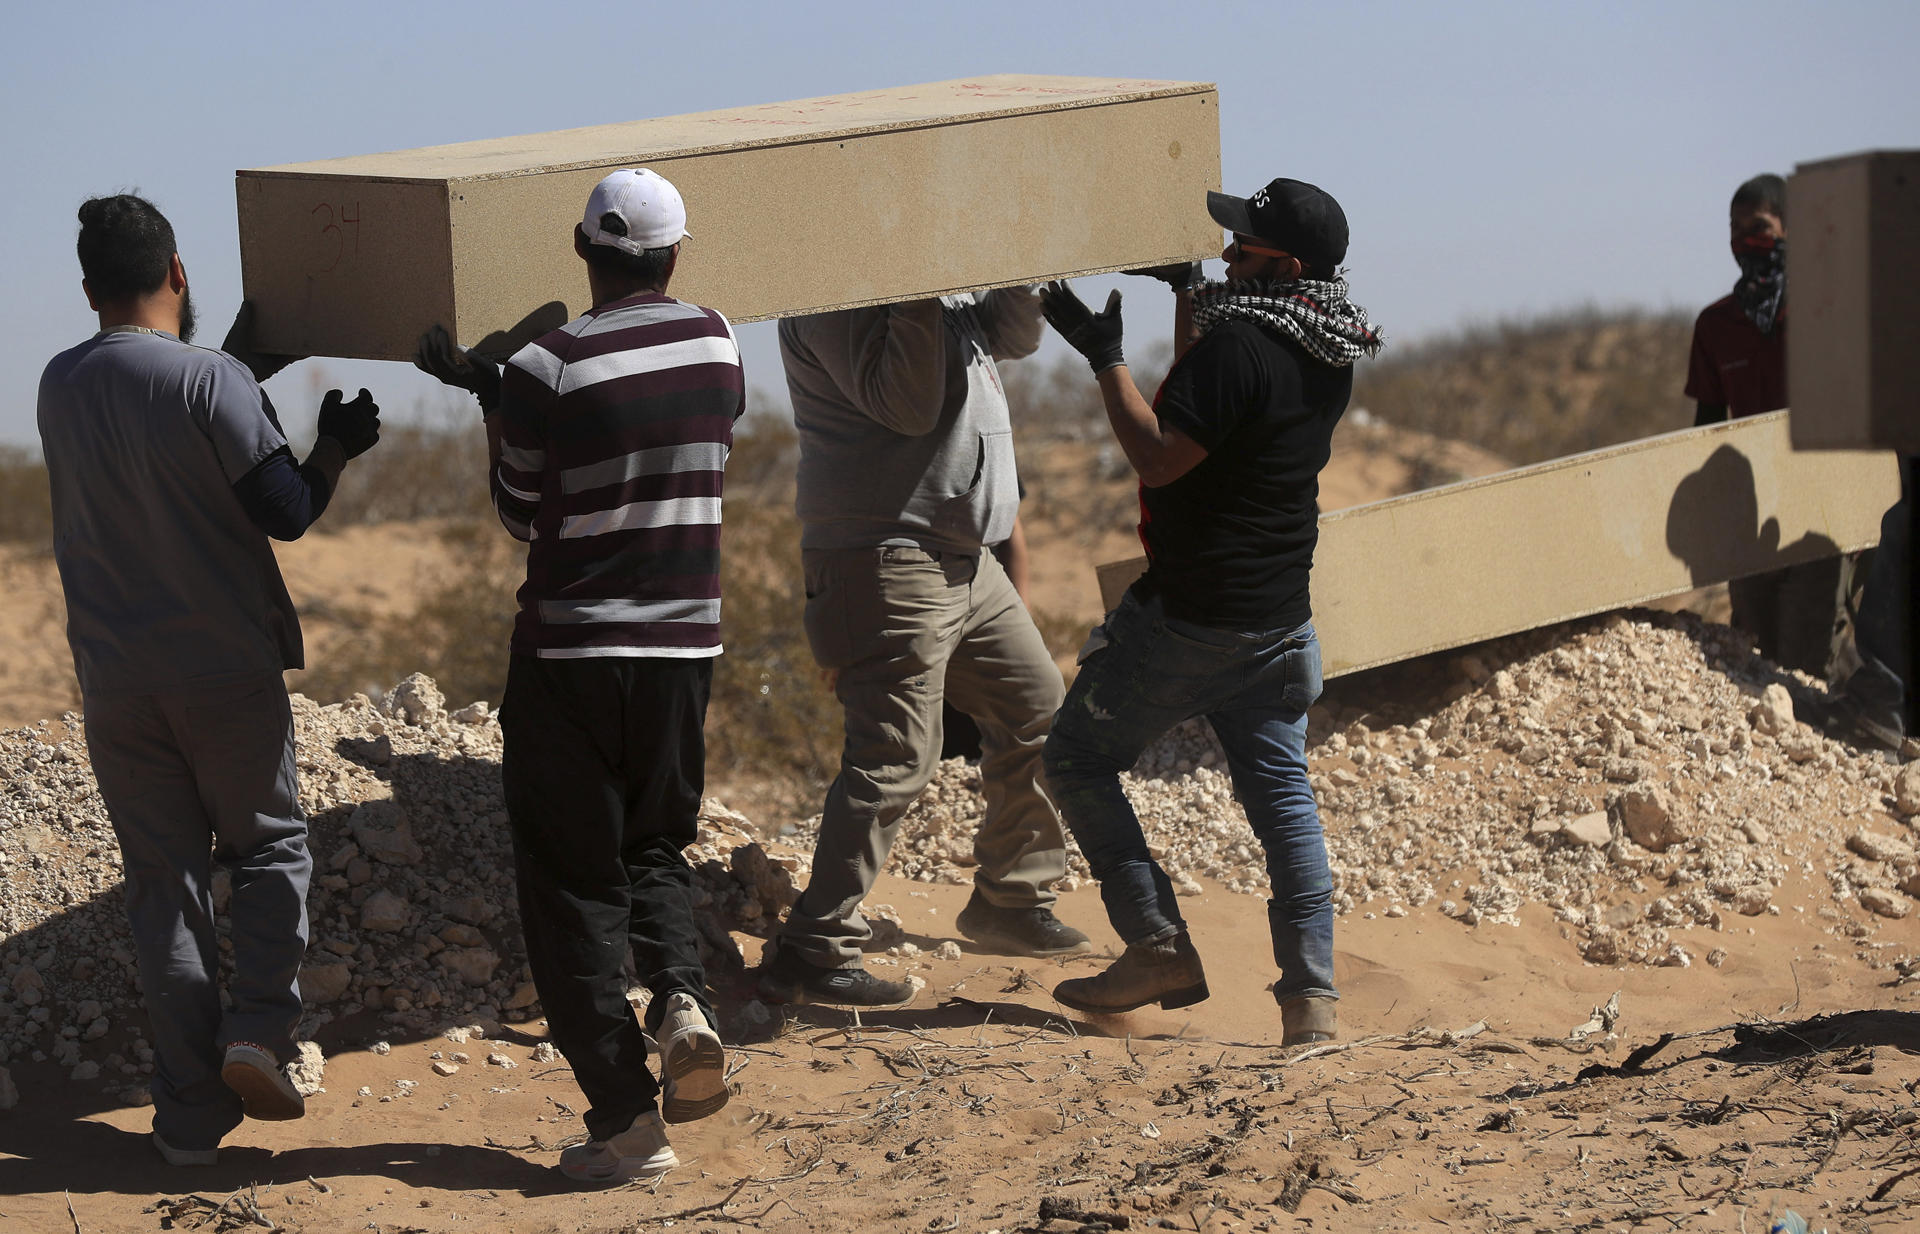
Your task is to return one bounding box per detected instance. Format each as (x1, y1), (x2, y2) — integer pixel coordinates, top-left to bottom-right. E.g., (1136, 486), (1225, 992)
(557, 1110), (678, 1184)
(220, 1042), (305, 1121)
(656, 992), (729, 1124)
(152, 1130), (219, 1167)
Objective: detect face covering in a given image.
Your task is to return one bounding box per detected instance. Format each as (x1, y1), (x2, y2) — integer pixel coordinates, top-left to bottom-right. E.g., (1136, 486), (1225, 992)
(1732, 234), (1785, 335)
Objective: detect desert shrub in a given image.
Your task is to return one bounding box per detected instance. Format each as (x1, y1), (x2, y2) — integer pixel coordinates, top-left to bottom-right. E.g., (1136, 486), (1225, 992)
(320, 422), (494, 526)
(293, 520), (521, 706)
(1352, 306), (1695, 468)
(0, 447), (52, 546)
(1003, 342), (1173, 442)
(707, 500), (840, 800)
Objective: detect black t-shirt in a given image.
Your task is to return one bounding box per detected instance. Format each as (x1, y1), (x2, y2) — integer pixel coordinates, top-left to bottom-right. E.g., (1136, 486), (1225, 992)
(1135, 319), (1352, 631)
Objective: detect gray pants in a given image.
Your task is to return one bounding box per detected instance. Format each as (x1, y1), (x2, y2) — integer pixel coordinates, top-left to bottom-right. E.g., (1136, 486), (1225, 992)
(85, 673), (310, 1150)
(783, 545), (1067, 968)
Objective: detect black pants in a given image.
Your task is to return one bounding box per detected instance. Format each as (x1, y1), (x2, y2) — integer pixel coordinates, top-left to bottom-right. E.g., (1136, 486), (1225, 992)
(500, 653), (716, 1140)
(1729, 557), (1847, 680)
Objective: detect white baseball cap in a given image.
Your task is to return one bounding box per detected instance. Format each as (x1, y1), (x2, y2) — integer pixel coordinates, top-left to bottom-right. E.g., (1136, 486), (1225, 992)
(580, 168), (690, 254)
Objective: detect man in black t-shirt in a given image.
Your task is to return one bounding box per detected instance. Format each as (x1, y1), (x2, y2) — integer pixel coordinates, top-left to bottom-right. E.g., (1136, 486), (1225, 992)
(1038, 177), (1381, 1046)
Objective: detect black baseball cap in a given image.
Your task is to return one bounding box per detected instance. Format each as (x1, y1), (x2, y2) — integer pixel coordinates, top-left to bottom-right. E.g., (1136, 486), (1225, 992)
(1207, 177), (1349, 272)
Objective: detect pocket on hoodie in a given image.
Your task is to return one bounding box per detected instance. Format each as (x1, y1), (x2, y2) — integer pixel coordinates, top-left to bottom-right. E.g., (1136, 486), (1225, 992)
(932, 429), (1016, 541)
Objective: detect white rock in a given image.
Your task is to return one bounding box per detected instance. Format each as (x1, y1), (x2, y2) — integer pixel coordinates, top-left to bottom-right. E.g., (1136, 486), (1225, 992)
(289, 1041), (326, 1096)
(359, 889), (410, 933)
(1859, 888), (1912, 919)
(1562, 811), (1614, 847)
(1614, 785), (1688, 852)
(1895, 763), (1920, 816)
(348, 800), (424, 866)
(933, 941), (962, 961)
(1749, 684), (1795, 736)
(300, 962), (353, 1005)
(532, 1042), (559, 1064)
(1849, 831), (1917, 864)
(370, 1040), (392, 1056)
(485, 1052), (517, 1069)
(431, 1060), (460, 1077)
(389, 673), (446, 726)
(437, 947), (500, 987)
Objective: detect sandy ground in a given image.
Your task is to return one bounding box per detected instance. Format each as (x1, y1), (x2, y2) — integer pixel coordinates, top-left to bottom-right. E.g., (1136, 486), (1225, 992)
(1, 426), (1897, 1233)
(4, 870), (1916, 1234)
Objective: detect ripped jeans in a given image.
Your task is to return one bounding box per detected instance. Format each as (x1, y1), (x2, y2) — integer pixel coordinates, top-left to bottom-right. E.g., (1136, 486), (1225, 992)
(1042, 590), (1336, 1003)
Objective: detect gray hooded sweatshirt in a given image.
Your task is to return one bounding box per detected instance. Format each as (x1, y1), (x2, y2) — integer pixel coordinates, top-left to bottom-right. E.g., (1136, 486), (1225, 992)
(780, 288), (1043, 554)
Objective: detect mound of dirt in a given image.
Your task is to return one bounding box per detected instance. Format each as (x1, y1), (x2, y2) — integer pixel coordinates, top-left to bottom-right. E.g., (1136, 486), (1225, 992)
(9, 608), (1914, 1107)
(801, 609), (1919, 977)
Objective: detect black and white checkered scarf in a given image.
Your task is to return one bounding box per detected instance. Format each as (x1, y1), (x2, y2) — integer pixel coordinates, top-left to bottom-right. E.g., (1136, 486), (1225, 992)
(1190, 277), (1384, 367)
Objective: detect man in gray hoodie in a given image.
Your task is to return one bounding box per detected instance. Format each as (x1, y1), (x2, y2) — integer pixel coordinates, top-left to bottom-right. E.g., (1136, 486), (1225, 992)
(759, 290), (1089, 1006)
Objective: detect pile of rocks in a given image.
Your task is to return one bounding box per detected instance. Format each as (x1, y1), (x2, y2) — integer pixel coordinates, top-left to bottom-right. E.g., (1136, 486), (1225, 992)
(0, 673), (802, 1096)
(793, 610), (1920, 970)
(6, 609), (1919, 1097)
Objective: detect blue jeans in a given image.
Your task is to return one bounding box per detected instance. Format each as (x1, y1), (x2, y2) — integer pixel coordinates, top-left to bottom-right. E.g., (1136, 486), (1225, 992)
(1043, 591), (1336, 1003)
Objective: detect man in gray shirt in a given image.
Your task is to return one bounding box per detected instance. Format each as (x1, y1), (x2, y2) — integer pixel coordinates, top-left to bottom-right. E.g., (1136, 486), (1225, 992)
(757, 290), (1088, 1007)
(37, 194), (380, 1166)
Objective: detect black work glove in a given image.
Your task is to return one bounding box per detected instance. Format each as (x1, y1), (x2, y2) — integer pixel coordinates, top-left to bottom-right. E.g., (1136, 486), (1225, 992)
(1128, 261), (1203, 291)
(1040, 281), (1126, 373)
(220, 300), (305, 384)
(412, 324), (502, 414)
(317, 388), (381, 459)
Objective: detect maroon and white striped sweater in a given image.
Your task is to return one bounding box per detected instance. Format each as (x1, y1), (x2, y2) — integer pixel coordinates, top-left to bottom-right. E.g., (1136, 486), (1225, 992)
(493, 292), (744, 659)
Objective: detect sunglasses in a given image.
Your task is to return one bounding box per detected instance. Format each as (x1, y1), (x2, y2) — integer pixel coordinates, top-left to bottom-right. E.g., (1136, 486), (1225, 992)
(1228, 234), (1292, 261)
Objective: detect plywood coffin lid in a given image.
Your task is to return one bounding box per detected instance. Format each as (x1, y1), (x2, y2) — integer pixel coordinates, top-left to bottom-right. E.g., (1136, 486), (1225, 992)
(241, 75), (1217, 183)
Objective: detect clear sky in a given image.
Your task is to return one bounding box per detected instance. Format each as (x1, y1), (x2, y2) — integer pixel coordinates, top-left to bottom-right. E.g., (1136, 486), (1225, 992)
(3, 0), (1914, 445)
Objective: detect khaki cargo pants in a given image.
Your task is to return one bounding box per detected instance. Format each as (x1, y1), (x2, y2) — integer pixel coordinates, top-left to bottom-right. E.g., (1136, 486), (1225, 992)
(780, 544), (1068, 968)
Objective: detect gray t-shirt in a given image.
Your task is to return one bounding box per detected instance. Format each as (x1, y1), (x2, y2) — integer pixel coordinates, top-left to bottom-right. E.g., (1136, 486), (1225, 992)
(37, 328), (303, 697)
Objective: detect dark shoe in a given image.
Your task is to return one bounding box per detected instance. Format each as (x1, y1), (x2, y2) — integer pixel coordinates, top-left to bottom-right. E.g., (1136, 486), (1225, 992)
(220, 1042), (305, 1121)
(1806, 693), (1904, 752)
(1053, 933), (1208, 1013)
(756, 943), (914, 1008)
(1279, 995), (1337, 1045)
(956, 891), (1092, 958)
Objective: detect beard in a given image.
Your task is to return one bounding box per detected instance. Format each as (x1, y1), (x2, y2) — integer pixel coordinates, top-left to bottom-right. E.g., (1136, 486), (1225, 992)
(177, 281), (197, 344)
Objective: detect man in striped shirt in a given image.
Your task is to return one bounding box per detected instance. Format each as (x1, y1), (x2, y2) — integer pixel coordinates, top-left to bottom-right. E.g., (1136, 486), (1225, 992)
(415, 169), (739, 1185)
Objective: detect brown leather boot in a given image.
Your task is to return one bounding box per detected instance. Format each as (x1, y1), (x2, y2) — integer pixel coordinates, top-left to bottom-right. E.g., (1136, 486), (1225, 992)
(1280, 996), (1337, 1045)
(1053, 933), (1208, 1013)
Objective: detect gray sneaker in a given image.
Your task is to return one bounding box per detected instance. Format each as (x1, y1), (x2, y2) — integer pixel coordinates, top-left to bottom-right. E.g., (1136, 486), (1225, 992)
(152, 1130), (219, 1167)
(657, 992), (729, 1124)
(558, 1111), (677, 1185)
